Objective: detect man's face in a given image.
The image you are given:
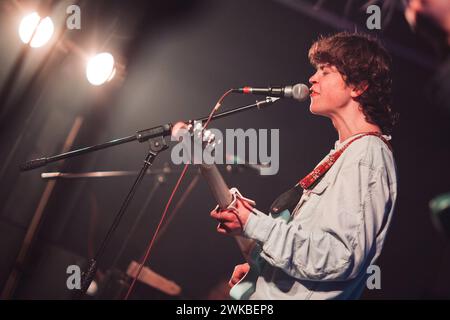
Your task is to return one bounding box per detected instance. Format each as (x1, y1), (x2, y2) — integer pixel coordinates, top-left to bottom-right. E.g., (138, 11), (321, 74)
(308, 64), (353, 117)
(405, 0), (450, 29)
(405, 0), (450, 53)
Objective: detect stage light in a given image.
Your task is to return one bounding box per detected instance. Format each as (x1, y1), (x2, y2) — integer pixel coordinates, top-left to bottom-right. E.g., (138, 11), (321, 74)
(19, 12), (54, 48)
(86, 52), (116, 86)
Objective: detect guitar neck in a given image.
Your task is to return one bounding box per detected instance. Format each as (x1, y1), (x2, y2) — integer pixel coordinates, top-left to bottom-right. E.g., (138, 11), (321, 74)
(199, 164), (233, 209)
(198, 163), (256, 261)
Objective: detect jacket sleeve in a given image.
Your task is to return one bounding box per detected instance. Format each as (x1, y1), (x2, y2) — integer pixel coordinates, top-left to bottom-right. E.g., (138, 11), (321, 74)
(243, 160), (393, 281)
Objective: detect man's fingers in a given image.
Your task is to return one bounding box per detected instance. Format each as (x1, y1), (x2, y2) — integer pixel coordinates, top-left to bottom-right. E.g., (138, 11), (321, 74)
(229, 273), (242, 287)
(210, 208), (219, 218)
(171, 122), (189, 139)
(242, 201), (254, 211)
(217, 222), (231, 234)
(238, 198), (254, 211)
(229, 276), (238, 288)
(210, 210), (236, 222)
(229, 265), (249, 288)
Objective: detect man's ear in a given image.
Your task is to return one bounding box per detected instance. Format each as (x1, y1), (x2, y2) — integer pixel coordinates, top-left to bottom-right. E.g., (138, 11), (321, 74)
(350, 81), (369, 98)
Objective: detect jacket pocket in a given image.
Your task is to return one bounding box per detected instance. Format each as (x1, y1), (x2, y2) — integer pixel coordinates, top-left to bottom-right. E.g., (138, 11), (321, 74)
(292, 179), (329, 221)
(309, 179), (329, 195)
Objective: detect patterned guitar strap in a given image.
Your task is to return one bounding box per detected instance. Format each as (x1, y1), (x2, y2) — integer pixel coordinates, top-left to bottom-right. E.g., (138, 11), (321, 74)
(270, 132), (392, 214)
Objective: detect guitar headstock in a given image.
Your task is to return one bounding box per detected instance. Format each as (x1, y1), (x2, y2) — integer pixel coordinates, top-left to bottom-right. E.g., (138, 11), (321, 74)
(171, 121), (221, 165)
(192, 121), (220, 150)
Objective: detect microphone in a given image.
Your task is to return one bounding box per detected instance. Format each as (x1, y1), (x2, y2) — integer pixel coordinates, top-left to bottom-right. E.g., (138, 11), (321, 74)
(232, 83), (310, 102)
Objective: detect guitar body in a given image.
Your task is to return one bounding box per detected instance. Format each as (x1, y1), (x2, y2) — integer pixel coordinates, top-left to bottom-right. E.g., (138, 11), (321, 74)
(229, 209), (291, 300)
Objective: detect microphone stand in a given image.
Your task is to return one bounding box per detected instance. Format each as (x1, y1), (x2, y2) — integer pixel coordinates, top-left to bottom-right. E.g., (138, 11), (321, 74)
(77, 137), (169, 298)
(19, 96), (280, 298)
(111, 171), (167, 269)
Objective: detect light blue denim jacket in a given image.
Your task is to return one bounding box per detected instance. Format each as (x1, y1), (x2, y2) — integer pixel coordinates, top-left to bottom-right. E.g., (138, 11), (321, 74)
(243, 134), (398, 300)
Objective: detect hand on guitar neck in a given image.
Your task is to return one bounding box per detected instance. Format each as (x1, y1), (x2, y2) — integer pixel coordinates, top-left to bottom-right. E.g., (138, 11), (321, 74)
(211, 197), (253, 291)
(210, 196), (254, 236)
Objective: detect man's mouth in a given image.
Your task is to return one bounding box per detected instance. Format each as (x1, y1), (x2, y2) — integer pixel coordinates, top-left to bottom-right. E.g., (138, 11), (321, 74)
(310, 89), (320, 97)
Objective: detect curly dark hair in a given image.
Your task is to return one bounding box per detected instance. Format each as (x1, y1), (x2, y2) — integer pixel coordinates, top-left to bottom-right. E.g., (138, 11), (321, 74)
(308, 32), (398, 134)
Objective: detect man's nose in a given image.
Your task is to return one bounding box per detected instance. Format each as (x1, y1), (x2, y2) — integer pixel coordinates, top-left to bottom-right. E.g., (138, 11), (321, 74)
(309, 73), (318, 85)
(405, 0), (423, 26)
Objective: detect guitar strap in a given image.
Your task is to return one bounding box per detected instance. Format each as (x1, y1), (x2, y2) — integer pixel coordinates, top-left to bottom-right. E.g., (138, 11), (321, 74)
(270, 132), (392, 214)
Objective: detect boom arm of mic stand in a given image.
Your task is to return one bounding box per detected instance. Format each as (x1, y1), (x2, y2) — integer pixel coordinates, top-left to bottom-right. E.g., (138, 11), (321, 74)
(21, 97), (280, 171)
(193, 96), (280, 124)
(20, 124), (173, 171)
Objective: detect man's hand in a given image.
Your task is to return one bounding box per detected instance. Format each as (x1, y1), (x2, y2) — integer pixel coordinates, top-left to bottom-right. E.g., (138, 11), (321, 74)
(171, 121), (189, 140)
(229, 263), (250, 288)
(210, 197), (254, 236)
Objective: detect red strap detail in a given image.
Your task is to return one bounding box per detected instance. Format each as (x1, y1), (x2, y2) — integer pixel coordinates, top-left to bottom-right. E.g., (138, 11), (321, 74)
(299, 132), (392, 190)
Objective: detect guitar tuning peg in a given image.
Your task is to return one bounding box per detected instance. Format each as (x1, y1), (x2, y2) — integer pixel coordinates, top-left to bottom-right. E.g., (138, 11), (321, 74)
(194, 122), (203, 130)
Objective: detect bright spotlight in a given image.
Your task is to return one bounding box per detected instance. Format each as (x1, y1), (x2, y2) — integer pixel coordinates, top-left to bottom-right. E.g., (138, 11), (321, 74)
(86, 52), (116, 86)
(19, 12), (54, 48)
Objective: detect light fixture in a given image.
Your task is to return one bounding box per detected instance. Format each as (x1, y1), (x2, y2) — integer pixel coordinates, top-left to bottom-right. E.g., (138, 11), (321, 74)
(86, 52), (116, 86)
(19, 12), (54, 48)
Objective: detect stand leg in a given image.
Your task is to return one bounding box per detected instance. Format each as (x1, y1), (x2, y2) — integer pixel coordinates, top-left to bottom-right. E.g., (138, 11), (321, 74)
(77, 136), (168, 298)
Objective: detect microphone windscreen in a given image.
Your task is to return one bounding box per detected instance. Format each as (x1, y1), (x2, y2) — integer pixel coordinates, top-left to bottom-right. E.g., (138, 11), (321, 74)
(292, 83), (310, 102)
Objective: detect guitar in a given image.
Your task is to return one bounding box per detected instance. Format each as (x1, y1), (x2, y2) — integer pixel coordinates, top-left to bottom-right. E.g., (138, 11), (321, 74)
(172, 121), (290, 300)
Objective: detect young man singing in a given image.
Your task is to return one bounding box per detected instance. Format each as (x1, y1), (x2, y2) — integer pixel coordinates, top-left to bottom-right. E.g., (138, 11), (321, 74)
(210, 32), (398, 300)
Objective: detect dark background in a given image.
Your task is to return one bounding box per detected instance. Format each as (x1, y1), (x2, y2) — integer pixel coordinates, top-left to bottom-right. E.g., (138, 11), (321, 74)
(0, 0), (449, 299)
